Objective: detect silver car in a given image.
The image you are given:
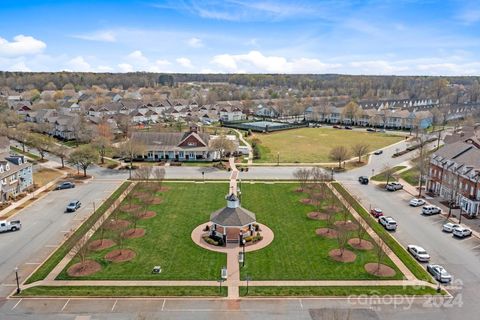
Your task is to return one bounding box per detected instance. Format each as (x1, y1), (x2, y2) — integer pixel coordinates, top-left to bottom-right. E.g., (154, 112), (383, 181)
(427, 264), (452, 283)
(407, 245), (430, 262)
(442, 222), (460, 233)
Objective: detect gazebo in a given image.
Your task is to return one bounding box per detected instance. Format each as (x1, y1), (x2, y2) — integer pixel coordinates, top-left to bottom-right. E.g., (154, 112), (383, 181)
(209, 193), (257, 245)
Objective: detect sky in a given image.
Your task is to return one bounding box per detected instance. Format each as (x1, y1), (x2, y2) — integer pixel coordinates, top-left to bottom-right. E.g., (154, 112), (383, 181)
(0, 0), (480, 75)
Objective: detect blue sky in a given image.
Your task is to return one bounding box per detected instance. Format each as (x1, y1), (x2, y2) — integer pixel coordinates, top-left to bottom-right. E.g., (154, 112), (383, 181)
(0, 0), (480, 75)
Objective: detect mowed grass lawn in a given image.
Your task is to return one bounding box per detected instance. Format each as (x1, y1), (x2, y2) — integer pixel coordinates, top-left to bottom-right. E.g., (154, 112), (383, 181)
(250, 128), (404, 163)
(240, 183), (402, 280)
(59, 182), (403, 281)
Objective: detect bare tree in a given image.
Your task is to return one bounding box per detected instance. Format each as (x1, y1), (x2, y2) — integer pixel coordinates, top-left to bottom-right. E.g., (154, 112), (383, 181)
(414, 134), (431, 197)
(210, 135), (236, 158)
(380, 164), (396, 185)
(52, 144), (70, 168)
(355, 219), (369, 245)
(152, 166), (166, 192)
(71, 236), (92, 270)
(351, 143), (369, 163)
(293, 168), (311, 191)
(329, 146), (350, 168)
(373, 241), (388, 272)
(119, 137), (147, 179)
(335, 228), (349, 256)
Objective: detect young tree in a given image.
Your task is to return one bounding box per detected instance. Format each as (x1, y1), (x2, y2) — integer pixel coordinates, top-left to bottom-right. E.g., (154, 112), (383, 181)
(29, 134), (54, 160)
(52, 144), (70, 168)
(152, 166), (166, 192)
(15, 123), (34, 152)
(414, 134), (431, 197)
(373, 241), (388, 272)
(71, 235), (92, 271)
(351, 143), (369, 163)
(335, 228), (349, 256)
(119, 137), (146, 179)
(68, 144), (98, 177)
(329, 146), (350, 168)
(210, 135), (236, 158)
(293, 168), (311, 191)
(92, 136), (111, 164)
(355, 219), (369, 245)
(380, 164), (396, 185)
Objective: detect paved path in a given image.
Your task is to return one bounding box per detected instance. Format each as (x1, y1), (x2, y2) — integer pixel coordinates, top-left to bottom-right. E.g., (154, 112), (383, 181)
(233, 129), (253, 165)
(228, 157), (239, 195)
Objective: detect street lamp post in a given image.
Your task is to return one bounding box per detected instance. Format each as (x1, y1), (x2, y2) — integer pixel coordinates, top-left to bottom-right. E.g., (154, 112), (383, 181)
(242, 239), (246, 267)
(277, 152), (280, 166)
(330, 168), (334, 181)
(202, 171), (205, 182)
(371, 168), (375, 178)
(14, 267), (20, 294)
(245, 274), (252, 296)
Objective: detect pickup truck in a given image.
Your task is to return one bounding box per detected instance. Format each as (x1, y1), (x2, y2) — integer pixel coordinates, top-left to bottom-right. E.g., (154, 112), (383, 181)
(0, 220), (22, 233)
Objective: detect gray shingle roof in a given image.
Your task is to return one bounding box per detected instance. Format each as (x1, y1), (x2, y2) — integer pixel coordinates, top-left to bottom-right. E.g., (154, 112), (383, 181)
(210, 206), (256, 227)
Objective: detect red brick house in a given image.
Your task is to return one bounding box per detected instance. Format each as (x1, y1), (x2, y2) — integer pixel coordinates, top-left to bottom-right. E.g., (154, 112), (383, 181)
(427, 136), (480, 217)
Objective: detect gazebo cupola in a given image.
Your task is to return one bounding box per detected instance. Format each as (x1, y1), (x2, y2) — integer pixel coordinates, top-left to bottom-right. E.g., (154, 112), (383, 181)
(226, 193), (240, 208)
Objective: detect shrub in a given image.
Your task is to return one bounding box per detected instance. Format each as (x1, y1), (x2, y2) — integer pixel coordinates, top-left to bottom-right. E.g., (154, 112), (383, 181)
(107, 163), (118, 169)
(244, 236), (254, 242)
(203, 236), (218, 246)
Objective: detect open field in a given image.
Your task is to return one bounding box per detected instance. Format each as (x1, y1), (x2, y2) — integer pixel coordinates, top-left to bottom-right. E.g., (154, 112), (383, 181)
(249, 128), (405, 163)
(58, 182), (402, 282)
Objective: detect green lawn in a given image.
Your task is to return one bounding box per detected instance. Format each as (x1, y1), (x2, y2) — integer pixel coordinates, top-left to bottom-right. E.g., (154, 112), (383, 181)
(249, 128), (404, 163)
(239, 286), (441, 296)
(19, 286), (227, 297)
(332, 183), (433, 282)
(10, 146), (41, 161)
(58, 183), (227, 281)
(58, 182), (403, 282)
(239, 183), (402, 280)
(399, 167), (420, 186)
(371, 166), (407, 182)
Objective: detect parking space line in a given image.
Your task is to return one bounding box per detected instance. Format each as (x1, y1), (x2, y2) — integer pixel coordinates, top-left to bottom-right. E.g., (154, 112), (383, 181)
(299, 298), (303, 309)
(161, 299), (166, 311)
(11, 299), (22, 310)
(25, 262), (41, 265)
(61, 299), (70, 312)
(45, 245), (58, 248)
(111, 299), (118, 311)
(471, 244), (480, 249)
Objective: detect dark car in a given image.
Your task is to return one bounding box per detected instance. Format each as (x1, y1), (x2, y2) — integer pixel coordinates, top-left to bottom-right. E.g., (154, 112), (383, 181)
(366, 128), (376, 132)
(344, 126), (353, 130)
(66, 200), (81, 212)
(358, 176), (369, 185)
(333, 125), (341, 129)
(373, 150), (383, 155)
(56, 181), (75, 190)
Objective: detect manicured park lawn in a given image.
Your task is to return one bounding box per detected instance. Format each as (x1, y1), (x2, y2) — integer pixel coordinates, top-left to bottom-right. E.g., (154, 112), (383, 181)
(60, 182), (402, 281)
(249, 128), (404, 163)
(399, 167), (420, 186)
(239, 183), (402, 280)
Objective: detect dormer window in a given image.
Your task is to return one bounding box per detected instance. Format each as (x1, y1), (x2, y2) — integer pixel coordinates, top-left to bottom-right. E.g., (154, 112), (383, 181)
(187, 142), (197, 146)
(5, 163), (9, 171)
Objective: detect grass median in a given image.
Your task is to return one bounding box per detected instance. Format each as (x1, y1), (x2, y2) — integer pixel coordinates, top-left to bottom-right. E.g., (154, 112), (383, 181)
(239, 285), (442, 296)
(332, 182), (433, 283)
(18, 285), (227, 297)
(24, 182), (132, 284)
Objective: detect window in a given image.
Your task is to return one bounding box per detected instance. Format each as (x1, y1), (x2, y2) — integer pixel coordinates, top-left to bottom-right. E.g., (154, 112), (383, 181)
(187, 142), (197, 147)
(5, 163), (9, 171)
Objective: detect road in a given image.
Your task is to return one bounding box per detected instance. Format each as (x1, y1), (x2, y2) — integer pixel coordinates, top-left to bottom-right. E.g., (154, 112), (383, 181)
(0, 168), (125, 298)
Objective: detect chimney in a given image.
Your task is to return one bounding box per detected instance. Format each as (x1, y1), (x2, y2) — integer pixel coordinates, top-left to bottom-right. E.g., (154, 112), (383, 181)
(189, 125), (198, 133)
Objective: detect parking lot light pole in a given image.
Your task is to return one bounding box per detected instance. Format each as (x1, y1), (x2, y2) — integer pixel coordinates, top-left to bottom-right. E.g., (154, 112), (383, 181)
(14, 267), (20, 294)
(242, 239), (246, 267)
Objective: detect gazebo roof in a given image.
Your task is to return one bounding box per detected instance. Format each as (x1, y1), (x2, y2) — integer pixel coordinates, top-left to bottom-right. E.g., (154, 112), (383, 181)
(210, 206), (256, 227)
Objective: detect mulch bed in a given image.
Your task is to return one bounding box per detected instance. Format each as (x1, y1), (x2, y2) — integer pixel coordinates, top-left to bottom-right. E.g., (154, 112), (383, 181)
(334, 221), (359, 231)
(88, 239), (116, 251)
(119, 204), (142, 213)
(294, 187), (305, 193)
(67, 260), (102, 277)
(149, 198), (163, 205)
(348, 238), (374, 250)
(104, 249), (136, 262)
(323, 206), (342, 215)
(300, 198), (320, 205)
(140, 211), (157, 219)
(315, 228), (338, 239)
(122, 228), (146, 239)
(104, 219), (131, 230)
(307, 212), (329, 220)
(329, 249), (357, 262)
(364, 263), (396, 277)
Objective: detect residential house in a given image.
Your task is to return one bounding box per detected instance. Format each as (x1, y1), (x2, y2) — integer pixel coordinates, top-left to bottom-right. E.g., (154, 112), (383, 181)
(255, 104), (280, 118)
(427, 135), (480, 217)
(0, 137), (33, 203)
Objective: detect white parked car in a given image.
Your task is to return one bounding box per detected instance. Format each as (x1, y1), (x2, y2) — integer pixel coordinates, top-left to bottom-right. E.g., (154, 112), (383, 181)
(386, 182), (403, 191)
(427, 264), (452, 283)
(422, 205), (441, 215)
(409, 198), (426, 207)
(379, 216), (398, 231)
(407, 245), (430, 262)
(453, 226), (472, 238)
(442, 223), (460, 233)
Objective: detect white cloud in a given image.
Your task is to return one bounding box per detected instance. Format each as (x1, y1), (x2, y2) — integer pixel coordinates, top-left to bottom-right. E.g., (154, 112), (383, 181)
(457, 9), (480, 24)
(127, 50), (149, 64)
(187, 37), (203, 48)
(211, 50), (340, 73)
(0, 35), (46, 57)
(74, 30), (116, 42)
(118, 63), (133, 72)
(176, 57), (193, 68)
(97, 65), (114, 72)
(67, 56), (92, 72)
(10, 61), (31, 72)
